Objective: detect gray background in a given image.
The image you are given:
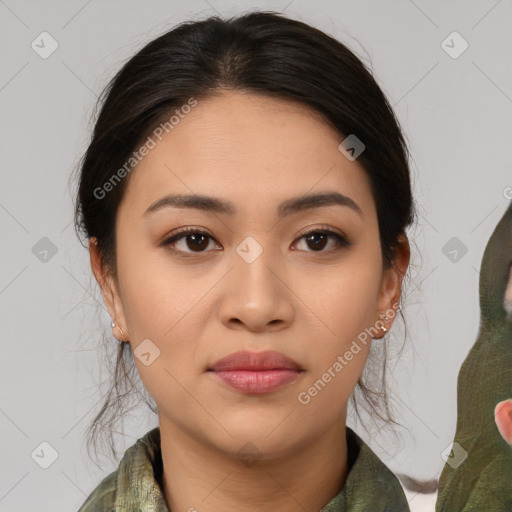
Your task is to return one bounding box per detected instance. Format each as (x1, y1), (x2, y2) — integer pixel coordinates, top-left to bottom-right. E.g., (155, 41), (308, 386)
(0, 1), (511, 511)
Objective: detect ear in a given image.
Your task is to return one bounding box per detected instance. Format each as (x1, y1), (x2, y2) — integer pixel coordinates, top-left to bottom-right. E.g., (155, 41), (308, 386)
(89, 237), (129, 340)
(375, 233), (410, 333)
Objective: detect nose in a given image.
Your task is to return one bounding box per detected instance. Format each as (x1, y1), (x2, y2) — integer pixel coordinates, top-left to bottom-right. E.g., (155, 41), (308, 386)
(217, 243), (294, 333)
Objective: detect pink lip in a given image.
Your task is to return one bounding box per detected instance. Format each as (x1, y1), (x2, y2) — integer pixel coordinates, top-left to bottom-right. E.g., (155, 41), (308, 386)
(209, 350), (303, 372)
(208, 350), (304, 394)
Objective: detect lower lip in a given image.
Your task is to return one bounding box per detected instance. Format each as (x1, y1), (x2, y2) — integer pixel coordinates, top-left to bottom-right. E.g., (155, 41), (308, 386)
(209, 369), (303, 394)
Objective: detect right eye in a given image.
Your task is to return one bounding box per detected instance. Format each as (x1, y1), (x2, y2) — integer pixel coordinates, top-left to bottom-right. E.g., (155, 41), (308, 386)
(162, 227), (220, 254)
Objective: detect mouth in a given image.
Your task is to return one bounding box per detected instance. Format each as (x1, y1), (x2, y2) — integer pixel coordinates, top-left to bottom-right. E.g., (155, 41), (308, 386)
(208, 350), (305, 394)
(208, 350), (304, 372)
(209, 369), (303, 394)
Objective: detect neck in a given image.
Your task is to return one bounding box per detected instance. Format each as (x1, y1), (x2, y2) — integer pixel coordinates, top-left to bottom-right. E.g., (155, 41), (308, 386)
(159, 413), (349, 512)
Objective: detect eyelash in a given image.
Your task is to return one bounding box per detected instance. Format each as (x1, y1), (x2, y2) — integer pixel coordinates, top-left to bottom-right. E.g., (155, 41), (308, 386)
(161, 225), (350, 255)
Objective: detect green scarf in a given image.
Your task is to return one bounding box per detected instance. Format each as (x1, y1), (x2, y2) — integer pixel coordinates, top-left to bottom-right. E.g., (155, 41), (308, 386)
(77, 426), (409, 511)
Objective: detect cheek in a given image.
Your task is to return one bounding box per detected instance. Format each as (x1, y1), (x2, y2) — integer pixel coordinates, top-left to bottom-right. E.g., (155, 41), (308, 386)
(114, 250), (209, 408)
(119, 266), (206, 415)
(292, 260), (380, 409)
(295, 335), (371, 427)
(116, 241), (197, 336)
(300, 256), (382, 346)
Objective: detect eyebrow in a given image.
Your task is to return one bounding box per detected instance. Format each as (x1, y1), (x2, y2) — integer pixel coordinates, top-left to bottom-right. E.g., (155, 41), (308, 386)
(144, 191), (364, 219)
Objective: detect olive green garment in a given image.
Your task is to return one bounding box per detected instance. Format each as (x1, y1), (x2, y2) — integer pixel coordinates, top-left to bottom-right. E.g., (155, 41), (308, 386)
(435, 201), (512, 511)
(77, 426), (410, 512)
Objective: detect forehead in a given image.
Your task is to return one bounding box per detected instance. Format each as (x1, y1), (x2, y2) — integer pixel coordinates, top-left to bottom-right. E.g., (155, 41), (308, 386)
(119, 90), (375, 220)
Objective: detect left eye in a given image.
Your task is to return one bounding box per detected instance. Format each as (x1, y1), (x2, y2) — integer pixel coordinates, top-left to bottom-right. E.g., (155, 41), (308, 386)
(162, 227), (349, 254)
(294, 229), (349, 252)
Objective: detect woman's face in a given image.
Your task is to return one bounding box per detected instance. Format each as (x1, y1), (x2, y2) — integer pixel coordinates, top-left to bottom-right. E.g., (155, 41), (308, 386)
(91, 90), (407, 459)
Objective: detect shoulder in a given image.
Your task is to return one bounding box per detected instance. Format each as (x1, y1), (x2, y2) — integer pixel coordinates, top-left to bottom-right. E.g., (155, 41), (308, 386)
(344, 427), (410, 510)
(76, 470), (117, 512)
(75, 427), (162, 512)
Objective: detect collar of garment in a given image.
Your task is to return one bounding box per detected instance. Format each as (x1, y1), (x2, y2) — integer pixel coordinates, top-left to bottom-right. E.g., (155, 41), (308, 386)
(78, 425), (410, 512)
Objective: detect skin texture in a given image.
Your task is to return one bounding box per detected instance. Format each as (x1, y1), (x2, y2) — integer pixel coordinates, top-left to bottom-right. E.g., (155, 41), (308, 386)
(89, 90), (410, 512)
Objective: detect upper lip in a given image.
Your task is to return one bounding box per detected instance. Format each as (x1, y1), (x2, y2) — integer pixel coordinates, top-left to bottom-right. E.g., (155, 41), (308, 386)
(209, 350), (304, 372)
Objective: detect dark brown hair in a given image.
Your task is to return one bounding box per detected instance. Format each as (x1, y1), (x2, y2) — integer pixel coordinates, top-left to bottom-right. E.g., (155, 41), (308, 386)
(73, 10), (417, 465)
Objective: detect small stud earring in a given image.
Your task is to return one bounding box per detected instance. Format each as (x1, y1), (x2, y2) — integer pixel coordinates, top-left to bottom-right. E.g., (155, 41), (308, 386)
(111, 320), (126, 342)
